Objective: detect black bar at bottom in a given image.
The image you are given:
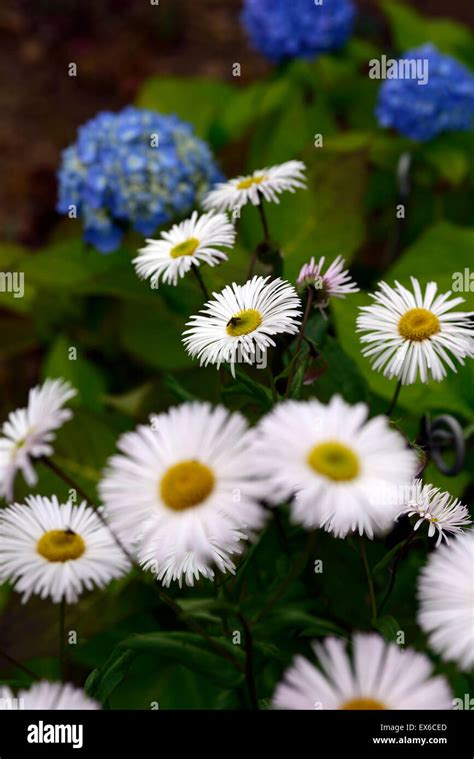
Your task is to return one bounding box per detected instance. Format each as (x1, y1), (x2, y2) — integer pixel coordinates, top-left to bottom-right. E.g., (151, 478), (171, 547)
(0, 710), (471, 757)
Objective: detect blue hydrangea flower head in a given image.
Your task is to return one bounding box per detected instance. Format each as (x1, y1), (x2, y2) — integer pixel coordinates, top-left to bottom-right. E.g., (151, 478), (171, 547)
(241, 0), (356, 63)
(57, 107), (222, 253)
(376, 44), (474, 142)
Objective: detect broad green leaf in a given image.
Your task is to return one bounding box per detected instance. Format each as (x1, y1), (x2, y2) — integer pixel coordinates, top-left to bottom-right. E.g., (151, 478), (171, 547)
(43, 336), (106, 412)
(136, 77), (234, 141)
(381, 0), (474, 65)
(373, 615), (401, 642)
(120, 631), (244, 688)
(85, 649), (136, 702)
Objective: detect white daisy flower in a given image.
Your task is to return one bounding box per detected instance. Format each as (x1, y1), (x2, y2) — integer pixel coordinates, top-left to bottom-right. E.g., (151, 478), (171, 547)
(0, 681), (100, 710)
(397, 479), (471, 546)
(253, 395), (417, 539)
(357, 277), (474, 385)
(133, 211), (236, 287)
(296, 255), (359, 315)
(418, 530), (474, 672)
(0, 378), (76, 502)
(183, 275), (301, 375)
(202, 160), (306, 213)
(273, 633), (452, 710)
(99, 402), (266, 587)
(0, 495), (130, 604)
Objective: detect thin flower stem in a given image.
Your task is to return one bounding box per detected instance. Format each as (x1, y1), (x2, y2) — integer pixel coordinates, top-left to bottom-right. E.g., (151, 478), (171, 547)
(153, 584), (245, 674)
(191, 264), (210, 301)
(247, 197), (271, 279)
(285, 288), (314, 399)
(237, 613), (259, 710)
(43, 460), (244, 675)
(59, 598), (66, 680)
(387, 379), (402, 417)
(257, 195), (270, 243)
(379, 530), (417, 614)
(247, 248), (258, 280)
(0, 648), (39, 681)
(359, 538), (377, 621)
(266, 366), (278, 403)
(251, 532), (315, 625)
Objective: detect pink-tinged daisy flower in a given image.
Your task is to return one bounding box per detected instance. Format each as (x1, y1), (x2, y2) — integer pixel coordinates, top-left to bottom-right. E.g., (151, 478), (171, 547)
(397, 479), (471, 546)
(296, 255), (359, 315)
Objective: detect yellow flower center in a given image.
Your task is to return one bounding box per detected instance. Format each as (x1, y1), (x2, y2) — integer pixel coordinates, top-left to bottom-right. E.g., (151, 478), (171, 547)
(236, 174), (267, 190)
(341, 698), (387, 710)
(170, 237), (200, 259)
(398, 308), (440, 342)
(37, 529), (86, 562)
(226, 308), (262, 337)
(160, 460), (215, 511)
(307, 441), (360, 482)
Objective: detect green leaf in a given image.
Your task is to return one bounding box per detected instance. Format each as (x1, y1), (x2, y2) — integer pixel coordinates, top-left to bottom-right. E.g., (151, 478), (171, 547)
(381, 0), (474, 65)
(421, 138), (469, 186)
(388, 221), (474, 310)
(120, 632), (244, 688)
(118, 299), (194, 371)
(85, 649), (136, 702)
(260, 609), (346, 638)
(136, 76), (234, 141)
(222, 367), (273, 410)
(43, 336), (106, 412)
(310, 334), (369, 405)
(373, 615), (401, 643)
(164, 374), (200, 403)
(372, 540), (407, 578)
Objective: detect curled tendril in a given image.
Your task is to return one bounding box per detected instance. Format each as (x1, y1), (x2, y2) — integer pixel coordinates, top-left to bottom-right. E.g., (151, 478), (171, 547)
(419, 413), (466, 476)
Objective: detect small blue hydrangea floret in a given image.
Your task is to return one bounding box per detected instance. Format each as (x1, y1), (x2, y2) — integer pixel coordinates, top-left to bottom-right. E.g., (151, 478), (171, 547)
(57, 107), (222, 253)
(241, 0), (356, 63)
(376, 44), (474, 142)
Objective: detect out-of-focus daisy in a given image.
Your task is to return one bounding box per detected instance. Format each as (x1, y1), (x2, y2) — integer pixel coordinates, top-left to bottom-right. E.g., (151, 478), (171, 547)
(99, 402), (266, 587)
(202, 160), (306, 213)
(0, 495), (130, 603)
(254, 395), (417, 538)
(183, 275), (301, 375)
(273, 633), (452, 710)
(398, 479), (471, 546)
(357, 277), (474, 385)
(133, 211), (235, 287)
(0, 378), (76, 502)
(0, 682), (100, 710)
(418, 530), (474, 672)
(296, 254), (359, 315)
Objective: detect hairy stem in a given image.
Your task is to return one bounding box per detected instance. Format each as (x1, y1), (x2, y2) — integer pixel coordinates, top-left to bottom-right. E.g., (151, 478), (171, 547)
(387, 379), (403, 417)
(285, 288), (314, 398)
(191, 264), (210, 301)
(359, 538), (377, 621)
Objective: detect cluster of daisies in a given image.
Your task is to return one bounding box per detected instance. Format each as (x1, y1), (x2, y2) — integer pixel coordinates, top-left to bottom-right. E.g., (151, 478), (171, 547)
(0, 159), (473, 710)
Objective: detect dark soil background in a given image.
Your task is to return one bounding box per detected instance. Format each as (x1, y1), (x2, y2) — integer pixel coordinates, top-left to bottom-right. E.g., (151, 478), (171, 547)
(1, 0), (473, 247)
